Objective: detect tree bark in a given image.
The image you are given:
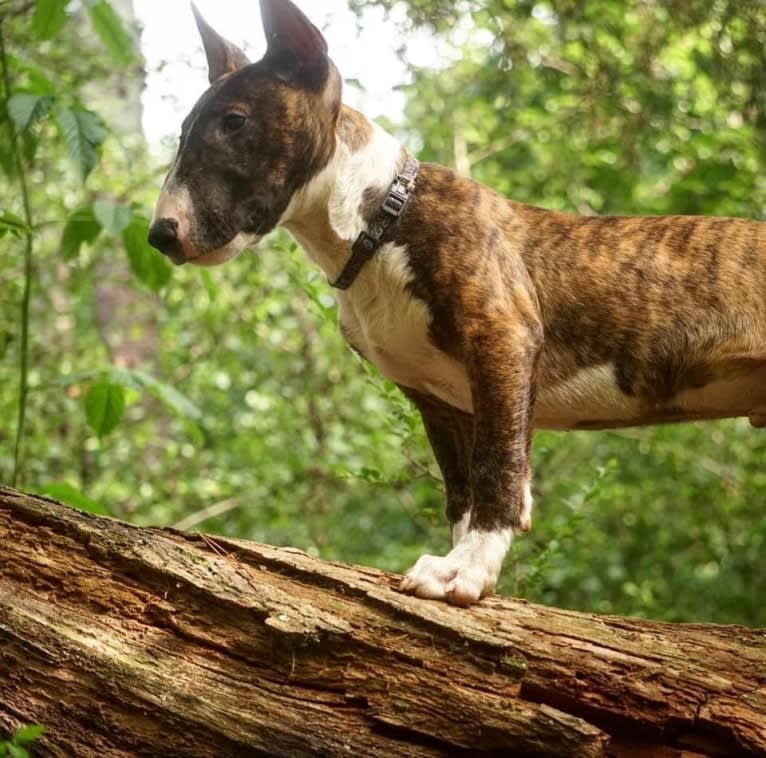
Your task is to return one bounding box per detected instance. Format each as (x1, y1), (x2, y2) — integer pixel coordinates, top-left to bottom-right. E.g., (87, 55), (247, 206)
(0, 487), (764, 758)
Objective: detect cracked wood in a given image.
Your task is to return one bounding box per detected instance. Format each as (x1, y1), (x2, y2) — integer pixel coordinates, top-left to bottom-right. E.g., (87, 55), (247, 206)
(0, 486), (764, 757)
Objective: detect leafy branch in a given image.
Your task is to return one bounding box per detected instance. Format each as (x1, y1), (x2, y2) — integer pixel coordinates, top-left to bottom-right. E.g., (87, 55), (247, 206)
(0, 20), (34, 487)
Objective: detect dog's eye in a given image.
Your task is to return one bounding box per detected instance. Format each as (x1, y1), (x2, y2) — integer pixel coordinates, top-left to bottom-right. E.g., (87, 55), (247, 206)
(221, 113), (246, 135)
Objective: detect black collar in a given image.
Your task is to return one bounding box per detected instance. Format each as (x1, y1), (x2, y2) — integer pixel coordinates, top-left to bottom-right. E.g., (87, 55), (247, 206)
(330, 156), (420, 290)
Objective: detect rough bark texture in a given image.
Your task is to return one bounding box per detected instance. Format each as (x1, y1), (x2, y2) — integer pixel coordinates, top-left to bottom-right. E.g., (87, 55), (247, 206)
(0, 486), (764, 757)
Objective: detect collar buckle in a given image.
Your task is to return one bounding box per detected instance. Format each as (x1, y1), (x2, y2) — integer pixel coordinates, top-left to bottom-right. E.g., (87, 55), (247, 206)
(330, 156), (420, 291)
(382, 184), (408, 217)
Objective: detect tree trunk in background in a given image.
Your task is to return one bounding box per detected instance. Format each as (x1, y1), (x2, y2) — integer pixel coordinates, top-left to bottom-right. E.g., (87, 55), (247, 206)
(1, 487), (764, 758)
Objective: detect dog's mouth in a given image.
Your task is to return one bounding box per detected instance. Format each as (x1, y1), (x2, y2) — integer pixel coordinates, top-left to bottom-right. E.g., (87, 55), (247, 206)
(180, 230), (263, 267)
(243, 214), (270, 236)
(167, 251), (189, 266)
(157, 204), (273, 267)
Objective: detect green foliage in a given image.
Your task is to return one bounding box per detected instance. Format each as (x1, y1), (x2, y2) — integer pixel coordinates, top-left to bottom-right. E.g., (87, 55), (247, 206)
(30, 0), (67, 40)
(59, 367), (202, 426)
(93, 200), (132, 236)
(7, 93), (54, 132)
(36, 482), (109, 514)
(1, 0), (764, 627)
(60, 207), (101, 259)
(85, 0), (136, 65)
(0, 209), (29, 237)
(0, 724), (45, 758)
(122, 216), (173, 291)
(54, 106), (107, 180)
(84, 380), (126, 436)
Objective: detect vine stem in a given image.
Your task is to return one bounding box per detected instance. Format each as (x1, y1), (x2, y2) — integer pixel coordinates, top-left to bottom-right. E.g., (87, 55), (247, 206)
(0, 21), (34, 487)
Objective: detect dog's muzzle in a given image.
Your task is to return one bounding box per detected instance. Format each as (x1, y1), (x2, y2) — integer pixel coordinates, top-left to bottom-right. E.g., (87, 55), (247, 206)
(148, 217), (185, 264)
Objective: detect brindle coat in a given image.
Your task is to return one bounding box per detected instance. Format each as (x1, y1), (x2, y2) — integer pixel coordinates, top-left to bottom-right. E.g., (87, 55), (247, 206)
(149, 0), (766, 606)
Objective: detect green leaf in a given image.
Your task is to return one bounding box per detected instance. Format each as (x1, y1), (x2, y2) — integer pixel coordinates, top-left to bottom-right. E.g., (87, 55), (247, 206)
(93, 200), (131, 236)
(122, 216), (172, 291)
(84, 381), (125, 436)
(0, 210), (30, 239)
(55, 106), (107, 181)
(23, 69), (57, 97)
(86, 1), (135, 65)
(31, 0), (68, 40)
(12, 725), (45, 745)
(0, 122), (15, 177)
(102, 367), (143, 391)
(136, 373), (203, 422)
(21, 130), (39, 164)
(200, 270), (219, 303)
(57, 367), (201, 423)
(7, 94), (54, 132)
(7, 745), (28, 758)
(61, 207), (101, 259)
(109, 368), (202, 422)
(37, 484), (109, 515)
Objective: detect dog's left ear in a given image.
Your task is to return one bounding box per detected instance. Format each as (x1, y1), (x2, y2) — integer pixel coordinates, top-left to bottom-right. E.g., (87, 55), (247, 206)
(192, 3), (251, 84)
(259, 0), (329, 89)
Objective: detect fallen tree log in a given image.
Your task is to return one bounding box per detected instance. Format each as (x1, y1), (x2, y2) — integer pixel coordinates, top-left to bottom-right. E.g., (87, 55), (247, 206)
(0, 486), (764, 757)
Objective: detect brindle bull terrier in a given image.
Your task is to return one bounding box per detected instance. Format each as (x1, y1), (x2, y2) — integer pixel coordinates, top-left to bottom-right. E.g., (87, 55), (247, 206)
(148, 0), (766, 606)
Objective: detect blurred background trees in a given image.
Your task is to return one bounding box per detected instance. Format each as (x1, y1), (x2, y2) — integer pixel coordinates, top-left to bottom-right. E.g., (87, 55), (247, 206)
(2, 0), (764, 625)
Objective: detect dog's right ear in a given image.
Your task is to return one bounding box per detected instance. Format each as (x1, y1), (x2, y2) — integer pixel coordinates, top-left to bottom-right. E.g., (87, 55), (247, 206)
(192, 3), (250, 84)
(259, 0), (329, 89)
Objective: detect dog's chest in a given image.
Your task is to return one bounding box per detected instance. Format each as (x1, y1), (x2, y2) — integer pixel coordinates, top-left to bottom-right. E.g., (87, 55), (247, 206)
(338, 244), (472, 412)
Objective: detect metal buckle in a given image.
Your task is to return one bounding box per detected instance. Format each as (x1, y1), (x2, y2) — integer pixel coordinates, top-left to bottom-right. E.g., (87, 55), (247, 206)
(332, 158), (419, 290)
(382, 184), (408, 217)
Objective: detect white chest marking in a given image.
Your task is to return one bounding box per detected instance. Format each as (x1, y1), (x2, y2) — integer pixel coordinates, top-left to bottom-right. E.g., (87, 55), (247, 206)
(339, 244), (473, 413)
(280, 118), (473, 412)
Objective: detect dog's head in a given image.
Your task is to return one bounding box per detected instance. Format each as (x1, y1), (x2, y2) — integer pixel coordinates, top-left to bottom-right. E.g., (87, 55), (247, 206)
(148, 0), (341, 265)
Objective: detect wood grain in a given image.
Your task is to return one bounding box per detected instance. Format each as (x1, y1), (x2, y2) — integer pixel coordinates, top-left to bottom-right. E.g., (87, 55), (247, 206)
(0, 487), (764, 757)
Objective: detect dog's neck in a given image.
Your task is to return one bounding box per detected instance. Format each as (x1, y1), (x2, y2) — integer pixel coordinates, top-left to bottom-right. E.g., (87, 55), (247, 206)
(280, 105), (405, 283)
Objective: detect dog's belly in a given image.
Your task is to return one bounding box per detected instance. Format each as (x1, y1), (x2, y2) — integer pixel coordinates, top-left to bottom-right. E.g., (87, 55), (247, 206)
(674, 362), (766, 424)
(344, 318), (766, 429)
(534, 365), (644, 429)
(536, 360), (766, 430)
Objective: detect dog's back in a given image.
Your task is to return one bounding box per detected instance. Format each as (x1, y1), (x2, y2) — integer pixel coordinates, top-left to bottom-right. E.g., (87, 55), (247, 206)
(516, 207), (766, 428)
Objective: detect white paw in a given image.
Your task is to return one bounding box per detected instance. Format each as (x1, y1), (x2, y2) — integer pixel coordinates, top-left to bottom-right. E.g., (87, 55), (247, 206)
(400, 528), (512, 607)
(400, 553), (491, 605)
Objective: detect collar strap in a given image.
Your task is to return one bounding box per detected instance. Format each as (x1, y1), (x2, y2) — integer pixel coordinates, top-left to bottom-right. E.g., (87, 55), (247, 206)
(330, 156), (420, 290)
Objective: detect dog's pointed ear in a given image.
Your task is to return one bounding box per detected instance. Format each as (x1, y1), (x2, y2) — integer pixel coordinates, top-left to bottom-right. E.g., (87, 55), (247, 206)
(259, 0), (329, 88)
(192, 3), (251, 84)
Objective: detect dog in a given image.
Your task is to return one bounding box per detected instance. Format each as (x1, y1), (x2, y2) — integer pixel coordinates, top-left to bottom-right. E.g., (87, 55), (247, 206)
(148, 0), (766, 606)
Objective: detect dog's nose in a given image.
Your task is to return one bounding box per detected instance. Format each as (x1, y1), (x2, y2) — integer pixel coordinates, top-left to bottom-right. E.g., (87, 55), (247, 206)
(148, 217), (182, 258)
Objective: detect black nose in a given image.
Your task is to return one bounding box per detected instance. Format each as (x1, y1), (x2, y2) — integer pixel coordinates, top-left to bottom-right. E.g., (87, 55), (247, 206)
(148, 217), (181, 258)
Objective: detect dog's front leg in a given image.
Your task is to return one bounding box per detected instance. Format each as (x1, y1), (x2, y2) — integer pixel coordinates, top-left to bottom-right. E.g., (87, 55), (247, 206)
(401, 314), (542, 606)
(398, 388), (474, 542)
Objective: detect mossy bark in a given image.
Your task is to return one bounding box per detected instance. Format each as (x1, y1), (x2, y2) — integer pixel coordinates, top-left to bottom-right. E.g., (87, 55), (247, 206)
(1, 486), (764, 757)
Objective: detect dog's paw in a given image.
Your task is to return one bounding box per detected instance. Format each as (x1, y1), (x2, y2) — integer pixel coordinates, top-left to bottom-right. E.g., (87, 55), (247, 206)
(399, 528), (512, 606)
(400, 553), (491, 605)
